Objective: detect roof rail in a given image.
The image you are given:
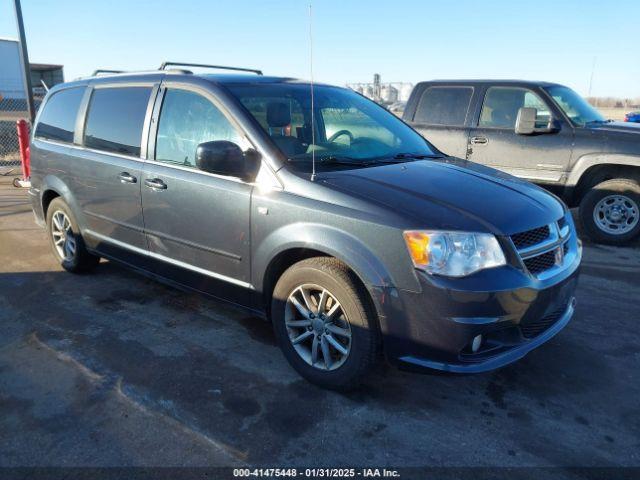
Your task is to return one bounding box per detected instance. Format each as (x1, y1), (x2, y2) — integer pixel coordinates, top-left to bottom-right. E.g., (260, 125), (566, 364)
(92, 69), (124, 76)
(158, 62), (263, 75)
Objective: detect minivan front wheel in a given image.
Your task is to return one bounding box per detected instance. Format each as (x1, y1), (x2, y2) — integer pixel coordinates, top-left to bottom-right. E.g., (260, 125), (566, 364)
(579, 179), (640, 245)
(46, 197), (100, 273)
(271, 257), (379, 390)
(285, 284), (352, 371)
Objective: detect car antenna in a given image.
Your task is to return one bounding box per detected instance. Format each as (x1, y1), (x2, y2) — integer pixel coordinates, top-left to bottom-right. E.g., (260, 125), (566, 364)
(309, 3), (317, 182)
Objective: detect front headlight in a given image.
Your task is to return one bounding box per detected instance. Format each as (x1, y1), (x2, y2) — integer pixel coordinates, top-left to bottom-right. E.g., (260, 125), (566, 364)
(403, 230), (506, 277)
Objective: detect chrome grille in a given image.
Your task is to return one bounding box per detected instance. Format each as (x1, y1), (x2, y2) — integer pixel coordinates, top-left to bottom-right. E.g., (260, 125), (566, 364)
(510, 216), (572, 278)
(523, 250), (556, 275)
(511, 225), (550, 250)
(558, 216), (567, 231)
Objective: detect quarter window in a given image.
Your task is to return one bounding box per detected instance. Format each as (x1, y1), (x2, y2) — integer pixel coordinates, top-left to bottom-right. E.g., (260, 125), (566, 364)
(84, 87), (152, 156)
(479, 87), (551, 129)
(34, 87), (85, 143)
(155, 89), (243, 167)
(414, 87), (473, 126)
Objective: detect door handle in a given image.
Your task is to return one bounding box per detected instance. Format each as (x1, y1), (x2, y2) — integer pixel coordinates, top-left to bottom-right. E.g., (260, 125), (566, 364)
(144, 178), (167, 190)
(470, 136), (488, 145)
(118, 172), (137, 184)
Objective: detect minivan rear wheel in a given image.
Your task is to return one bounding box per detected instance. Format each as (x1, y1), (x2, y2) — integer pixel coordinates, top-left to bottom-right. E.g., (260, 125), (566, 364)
(579, 178), (640, 245)
(46, 198), (100, 273)
(271, 257), (379, 390)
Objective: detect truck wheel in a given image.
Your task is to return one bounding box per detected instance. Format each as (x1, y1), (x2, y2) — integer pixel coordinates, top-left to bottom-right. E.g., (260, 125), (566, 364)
(579, 178), (640, 245)
(271, 257), (379, 390)
(46, 197), (100, 273)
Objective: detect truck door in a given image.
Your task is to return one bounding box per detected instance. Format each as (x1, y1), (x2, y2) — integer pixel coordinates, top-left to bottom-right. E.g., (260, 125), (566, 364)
(407, 85), (475, 158)
(466, 86), (573, 184)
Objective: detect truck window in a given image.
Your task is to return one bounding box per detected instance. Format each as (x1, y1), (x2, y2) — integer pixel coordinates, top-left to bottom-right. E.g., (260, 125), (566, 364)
(34, 87), (85, 143)
(84, 87), (152, 157)
(479, 87), (550, 129)
(413, 87), (473, 126)
(155, 89), (243, 168)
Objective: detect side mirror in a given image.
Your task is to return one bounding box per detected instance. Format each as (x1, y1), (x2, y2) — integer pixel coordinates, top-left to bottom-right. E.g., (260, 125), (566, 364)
(546, 116), (561, 133)
(515, 107), (537, 135)
(195, 141), (261, 181)
(515, 107), (560, 135)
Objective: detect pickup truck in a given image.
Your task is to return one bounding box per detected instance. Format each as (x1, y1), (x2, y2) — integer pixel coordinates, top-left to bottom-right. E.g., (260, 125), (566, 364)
(403, 80), (640, 245)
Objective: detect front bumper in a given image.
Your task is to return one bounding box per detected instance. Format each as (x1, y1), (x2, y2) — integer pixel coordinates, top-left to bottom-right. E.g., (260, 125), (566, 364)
(377, 237), (581, 373)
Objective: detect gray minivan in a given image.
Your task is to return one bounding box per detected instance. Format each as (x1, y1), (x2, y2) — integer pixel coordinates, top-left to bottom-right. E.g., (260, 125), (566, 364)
(28, 65), (581, 389)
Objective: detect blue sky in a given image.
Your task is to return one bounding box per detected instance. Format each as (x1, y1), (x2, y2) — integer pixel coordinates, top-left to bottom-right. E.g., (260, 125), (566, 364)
(1, 0), (638, 97)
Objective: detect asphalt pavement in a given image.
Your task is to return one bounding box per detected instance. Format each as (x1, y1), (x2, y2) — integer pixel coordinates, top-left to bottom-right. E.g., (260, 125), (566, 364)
(0, 175), (638, 472)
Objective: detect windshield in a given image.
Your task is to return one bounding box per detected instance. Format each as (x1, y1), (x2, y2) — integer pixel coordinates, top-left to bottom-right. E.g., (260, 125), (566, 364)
(545, 85), (606, 126)
(226, 83), (436, 165)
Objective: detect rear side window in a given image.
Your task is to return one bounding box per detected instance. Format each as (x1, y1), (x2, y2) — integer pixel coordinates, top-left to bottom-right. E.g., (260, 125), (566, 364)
(35, 87), (85, 143)
(84, 87), (152, 156)
(414, 87), (473, 126)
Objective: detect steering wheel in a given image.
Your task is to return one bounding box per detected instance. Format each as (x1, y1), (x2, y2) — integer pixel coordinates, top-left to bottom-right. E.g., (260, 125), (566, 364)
(327, 129), (354, 143)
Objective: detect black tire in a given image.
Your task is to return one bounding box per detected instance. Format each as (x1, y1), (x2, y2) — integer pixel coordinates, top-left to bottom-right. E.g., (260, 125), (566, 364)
(579, 178), (640, 245)
(46, 197), (100, 273)
(271, 257), (379, 390)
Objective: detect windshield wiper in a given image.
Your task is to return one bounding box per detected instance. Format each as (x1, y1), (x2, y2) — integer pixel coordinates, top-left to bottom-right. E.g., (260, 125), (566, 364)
(318, 156), (371, 165)
(287, 155), (369, 166)
(287, 152), (444, 167)
(392, 152), (444, 160)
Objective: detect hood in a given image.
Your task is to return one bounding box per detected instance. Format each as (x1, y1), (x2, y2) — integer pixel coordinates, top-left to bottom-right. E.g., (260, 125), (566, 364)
(585, 121), (640, 134)
(319, 158), (565, 236)
(582, 121), (640, 155)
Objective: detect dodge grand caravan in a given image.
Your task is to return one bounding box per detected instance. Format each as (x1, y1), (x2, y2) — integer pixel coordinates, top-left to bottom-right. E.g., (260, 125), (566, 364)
(28, 64), (581, 389)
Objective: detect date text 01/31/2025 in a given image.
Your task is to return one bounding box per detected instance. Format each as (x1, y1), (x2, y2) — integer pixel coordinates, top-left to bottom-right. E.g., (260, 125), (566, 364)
(232, 468), (401, 478)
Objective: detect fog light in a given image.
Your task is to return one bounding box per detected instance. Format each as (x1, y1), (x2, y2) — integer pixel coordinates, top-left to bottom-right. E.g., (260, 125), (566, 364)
(471, 335), (483, 353)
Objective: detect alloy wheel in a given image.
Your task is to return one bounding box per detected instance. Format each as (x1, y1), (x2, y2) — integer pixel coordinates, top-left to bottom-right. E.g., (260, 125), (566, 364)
(51, 210), (77, 261)
(285, 284), (352, 371)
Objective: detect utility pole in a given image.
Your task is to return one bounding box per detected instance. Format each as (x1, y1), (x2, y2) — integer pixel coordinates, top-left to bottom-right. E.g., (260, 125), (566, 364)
(13, 0), (35, 123)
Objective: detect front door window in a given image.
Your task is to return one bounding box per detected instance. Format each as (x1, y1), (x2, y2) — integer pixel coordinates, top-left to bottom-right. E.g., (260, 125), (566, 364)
(479, 87), (551, 129)
(155, 88), (244, 168)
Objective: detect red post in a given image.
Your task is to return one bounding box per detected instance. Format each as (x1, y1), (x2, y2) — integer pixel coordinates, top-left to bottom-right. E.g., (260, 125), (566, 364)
(16, 119), (31, 180)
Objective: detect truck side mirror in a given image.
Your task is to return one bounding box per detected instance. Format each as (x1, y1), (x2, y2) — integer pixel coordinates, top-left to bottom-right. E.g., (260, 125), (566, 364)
(515, 107), (537, 135)
(546, 116), (561, 133)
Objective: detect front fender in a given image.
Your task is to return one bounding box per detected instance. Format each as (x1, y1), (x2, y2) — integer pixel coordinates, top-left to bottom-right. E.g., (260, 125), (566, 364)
(567, 153), (640, 186)
(252, 222), (397, 293)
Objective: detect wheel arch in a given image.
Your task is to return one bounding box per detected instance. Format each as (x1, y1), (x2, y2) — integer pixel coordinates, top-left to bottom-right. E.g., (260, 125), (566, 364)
(255, 224), (396, 321)
(39, 175), (83, 227)
(568, 154), (640, 207)
(41, 189), (61, 218)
